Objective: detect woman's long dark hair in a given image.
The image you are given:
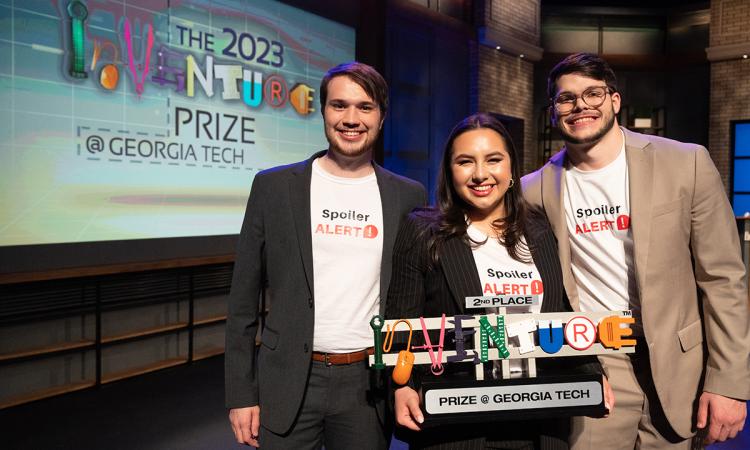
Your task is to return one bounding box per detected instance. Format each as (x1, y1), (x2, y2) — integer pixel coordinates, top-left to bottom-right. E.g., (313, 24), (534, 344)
(421, 113), (530, 264)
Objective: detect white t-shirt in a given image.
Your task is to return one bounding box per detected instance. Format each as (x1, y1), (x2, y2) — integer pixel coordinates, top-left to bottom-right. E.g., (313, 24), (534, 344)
(467, 224), (543, 377)
(468, 225), (544, 313)
(310, 158), (384, 353)
(563, 139), (641, 331)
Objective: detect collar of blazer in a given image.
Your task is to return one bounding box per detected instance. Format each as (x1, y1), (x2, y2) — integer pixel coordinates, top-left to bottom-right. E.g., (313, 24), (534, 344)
(541, 126), (654, 311)
(286, 150), (400, 310)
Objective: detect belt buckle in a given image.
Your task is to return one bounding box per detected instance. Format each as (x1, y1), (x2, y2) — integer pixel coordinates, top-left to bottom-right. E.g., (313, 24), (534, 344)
(324, 353), (332, 367)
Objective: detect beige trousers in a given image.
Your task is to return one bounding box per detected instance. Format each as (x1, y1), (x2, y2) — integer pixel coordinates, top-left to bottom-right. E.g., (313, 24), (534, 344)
(570, 352), (699, 450)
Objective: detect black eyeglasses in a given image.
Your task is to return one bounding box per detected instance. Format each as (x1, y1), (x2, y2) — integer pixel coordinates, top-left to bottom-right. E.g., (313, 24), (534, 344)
(551, 86), (613, 114)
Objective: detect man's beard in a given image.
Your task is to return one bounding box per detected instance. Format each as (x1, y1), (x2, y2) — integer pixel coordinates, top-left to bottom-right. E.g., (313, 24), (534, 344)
(327, 141), (372, 158)
(557, 111), (616, 146)
(325, 129), (375, 159)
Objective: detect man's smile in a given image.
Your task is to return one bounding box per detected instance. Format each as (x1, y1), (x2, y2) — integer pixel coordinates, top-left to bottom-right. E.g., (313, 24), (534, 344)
(337, 129), (366, 140)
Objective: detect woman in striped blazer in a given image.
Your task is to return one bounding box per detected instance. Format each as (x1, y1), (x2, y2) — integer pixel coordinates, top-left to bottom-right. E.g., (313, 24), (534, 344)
(385, 113), (611, 450)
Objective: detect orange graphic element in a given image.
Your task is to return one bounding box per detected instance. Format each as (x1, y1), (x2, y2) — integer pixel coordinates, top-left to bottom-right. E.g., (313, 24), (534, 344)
(100, 64), (119, 90)
(393, 350), (415, 385)
(91, 40), (120, 91)
(383, 319), (414, 385)
(289, 83), (315, 115)
(598, 316), (636, 349)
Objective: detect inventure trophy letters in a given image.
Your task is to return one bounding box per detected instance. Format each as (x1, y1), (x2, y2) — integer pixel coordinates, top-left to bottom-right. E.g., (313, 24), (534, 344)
(370, 295), (636, 426)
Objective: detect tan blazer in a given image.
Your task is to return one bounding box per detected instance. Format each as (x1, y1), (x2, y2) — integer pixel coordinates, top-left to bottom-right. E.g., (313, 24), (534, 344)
(521, 127), (750, 438)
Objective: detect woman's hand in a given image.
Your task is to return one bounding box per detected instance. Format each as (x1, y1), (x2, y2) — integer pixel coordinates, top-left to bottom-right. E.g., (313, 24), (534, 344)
(603, 375), (615, 417)
(394, 386), (424, 431)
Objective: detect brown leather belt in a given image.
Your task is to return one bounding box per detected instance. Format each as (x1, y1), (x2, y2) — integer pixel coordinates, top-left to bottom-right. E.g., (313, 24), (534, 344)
(312, 348), (374, 366)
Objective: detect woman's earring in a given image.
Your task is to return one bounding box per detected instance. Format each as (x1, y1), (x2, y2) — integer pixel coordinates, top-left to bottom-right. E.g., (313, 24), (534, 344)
(508, 178), (515, 188)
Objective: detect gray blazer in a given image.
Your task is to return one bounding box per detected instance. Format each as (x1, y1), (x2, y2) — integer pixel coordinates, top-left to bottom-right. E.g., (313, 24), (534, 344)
(225, 150), (427, 434)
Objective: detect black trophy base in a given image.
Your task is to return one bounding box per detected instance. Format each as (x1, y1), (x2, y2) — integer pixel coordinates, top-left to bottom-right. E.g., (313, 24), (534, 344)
(420, 373), (605, 427)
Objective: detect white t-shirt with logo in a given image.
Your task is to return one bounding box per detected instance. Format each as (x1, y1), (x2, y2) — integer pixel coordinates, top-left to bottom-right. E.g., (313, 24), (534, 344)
(310, 158), (384, 353)
(563, 140), (641, 330)
(467, 224), (544, 377)
(468, 225), (545, 313)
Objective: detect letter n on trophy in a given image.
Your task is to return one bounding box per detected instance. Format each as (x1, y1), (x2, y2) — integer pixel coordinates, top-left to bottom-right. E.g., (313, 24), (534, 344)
(368, 298), (636, 426)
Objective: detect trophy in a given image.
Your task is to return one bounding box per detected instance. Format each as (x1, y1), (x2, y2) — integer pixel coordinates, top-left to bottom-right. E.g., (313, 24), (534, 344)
(370, 294), (636, 426)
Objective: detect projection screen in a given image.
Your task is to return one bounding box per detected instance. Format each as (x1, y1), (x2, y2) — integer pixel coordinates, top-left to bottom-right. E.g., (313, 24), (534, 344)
(0, 0), (355, 274)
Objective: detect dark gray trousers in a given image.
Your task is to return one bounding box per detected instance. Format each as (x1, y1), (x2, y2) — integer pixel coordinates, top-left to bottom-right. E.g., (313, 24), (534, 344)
(259, 360), (387, 450)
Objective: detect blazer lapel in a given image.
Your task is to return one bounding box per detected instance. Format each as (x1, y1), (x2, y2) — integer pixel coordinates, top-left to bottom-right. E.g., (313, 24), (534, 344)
(528, 236), (558, 314)
(288, 151), (326, 297)
(541, 151), (580, 309)
(622, 127), (653, 301)
(440, 237), (483, 312)
(374, 164), (400, 315)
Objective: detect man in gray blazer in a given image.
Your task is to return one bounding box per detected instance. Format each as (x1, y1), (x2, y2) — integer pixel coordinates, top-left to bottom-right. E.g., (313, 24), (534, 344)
(225, 62), (426, 449)
(522, 53), (749, 449)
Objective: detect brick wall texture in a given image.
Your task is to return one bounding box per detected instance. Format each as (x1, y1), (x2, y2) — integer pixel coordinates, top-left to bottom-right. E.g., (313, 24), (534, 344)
(711, 0), (750, 47)
(709, 0), (750, 189)
(482, 0), (539, 46)
(473, 0), (540, 173)
(476, 47), (537, 173)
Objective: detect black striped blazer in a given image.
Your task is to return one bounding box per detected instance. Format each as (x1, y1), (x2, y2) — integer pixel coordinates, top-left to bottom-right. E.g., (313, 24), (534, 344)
(385, 207), (600, 450)
(386, 207), (570, 325)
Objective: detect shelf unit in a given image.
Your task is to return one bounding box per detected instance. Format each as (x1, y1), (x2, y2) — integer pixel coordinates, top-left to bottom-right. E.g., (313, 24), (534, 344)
(101, 357), (189, 384)
(194, 346), (227, 361)
(537, 104), (669, 168)
(537, 105), (573, 167)
(0, 380), (97, 410)
(0, 340), (96, 362)
(194, 315), (227, 326)
(100, 322), (189, 345)
(620, 105), (666, 137)
(0, 262), (233, 409)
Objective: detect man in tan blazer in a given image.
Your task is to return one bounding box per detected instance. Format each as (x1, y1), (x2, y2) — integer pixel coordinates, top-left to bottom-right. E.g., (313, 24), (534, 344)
(522, 53), (749, 449)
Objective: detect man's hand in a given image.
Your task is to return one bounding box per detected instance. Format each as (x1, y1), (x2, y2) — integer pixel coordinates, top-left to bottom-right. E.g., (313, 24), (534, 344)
(603, 376), (615, 417)
(394, 386), (423, 431)
(697, 392), (747, 444)
(229, 406), (261, 447)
